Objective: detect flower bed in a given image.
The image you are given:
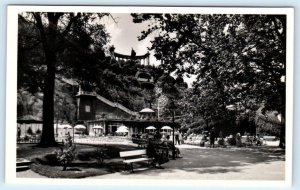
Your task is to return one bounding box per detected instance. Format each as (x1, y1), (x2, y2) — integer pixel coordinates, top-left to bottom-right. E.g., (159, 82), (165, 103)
(18, 143), (138, 178)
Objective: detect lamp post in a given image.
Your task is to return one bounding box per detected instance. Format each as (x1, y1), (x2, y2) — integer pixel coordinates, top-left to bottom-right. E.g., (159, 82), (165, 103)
(55, 94), (61, 138)
(169, 99), (176, 160)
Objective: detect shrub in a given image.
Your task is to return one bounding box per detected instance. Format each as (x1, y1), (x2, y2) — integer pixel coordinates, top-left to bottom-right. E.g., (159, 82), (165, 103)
(27, 127), (33, 135)
(36, 128), (41, 134)
(218, 138), (225, 146)
(24, 135), (30, 142)
(55, 135), (76, 171)
(227, 137), (236, 146)
(200, 140), (205, 147)
(94, 146), (106, 165)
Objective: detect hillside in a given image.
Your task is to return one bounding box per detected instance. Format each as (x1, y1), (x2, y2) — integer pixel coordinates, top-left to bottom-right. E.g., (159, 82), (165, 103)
(17, 58), (188, 121)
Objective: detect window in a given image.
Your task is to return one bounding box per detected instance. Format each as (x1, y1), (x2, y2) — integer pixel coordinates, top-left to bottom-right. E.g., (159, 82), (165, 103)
(85, 105), (91, 112)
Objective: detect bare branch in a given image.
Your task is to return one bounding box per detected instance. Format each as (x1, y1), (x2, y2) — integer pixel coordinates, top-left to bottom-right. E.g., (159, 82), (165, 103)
(109, 13), (117, 24)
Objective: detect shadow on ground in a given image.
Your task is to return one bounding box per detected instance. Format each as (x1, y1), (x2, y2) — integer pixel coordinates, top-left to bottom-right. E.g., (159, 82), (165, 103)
(135, 146), (285, 176)
(17, 144), (285, 178)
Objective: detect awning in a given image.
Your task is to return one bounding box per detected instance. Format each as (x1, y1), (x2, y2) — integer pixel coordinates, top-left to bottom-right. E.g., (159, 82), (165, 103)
(140, 108), (155, 113)
(74, 125), (86, 130)
(161, 126), (173, 130)
(146, 126), (156, 130)
(93, 125), (103, 129)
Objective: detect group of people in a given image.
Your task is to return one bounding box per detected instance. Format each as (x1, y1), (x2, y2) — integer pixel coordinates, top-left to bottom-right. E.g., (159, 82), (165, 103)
(146, 132), (182, 168)
(207, 127), (264, 147)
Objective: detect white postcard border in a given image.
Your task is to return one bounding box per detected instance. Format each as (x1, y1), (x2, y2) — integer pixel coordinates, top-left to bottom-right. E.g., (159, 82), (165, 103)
(6, 6), (294, 187)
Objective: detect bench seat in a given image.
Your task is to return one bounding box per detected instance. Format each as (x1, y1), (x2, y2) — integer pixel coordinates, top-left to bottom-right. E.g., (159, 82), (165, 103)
(123, 157), (153, 164)
(120, 149), (153, 172)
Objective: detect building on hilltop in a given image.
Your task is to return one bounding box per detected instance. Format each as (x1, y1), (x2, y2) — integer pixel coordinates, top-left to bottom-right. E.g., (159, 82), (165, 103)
(110, 46), (155, 90)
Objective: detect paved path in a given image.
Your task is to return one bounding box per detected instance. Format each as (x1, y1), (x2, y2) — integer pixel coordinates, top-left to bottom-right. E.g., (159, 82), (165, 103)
(88, 161), (284, 180)
(88, 145), (285, 180)
(17, 144), (285, 180)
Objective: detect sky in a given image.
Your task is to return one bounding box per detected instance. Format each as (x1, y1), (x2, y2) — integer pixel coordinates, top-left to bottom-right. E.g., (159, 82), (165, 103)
(103, 13), (157, 64)
(102, 13), (197, 87)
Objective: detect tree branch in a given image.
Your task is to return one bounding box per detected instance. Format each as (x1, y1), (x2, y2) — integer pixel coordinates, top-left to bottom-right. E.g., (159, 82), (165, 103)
(108, 13), (117, 24)
(62, 13), (81, 36)
(32, 12), (47, 44)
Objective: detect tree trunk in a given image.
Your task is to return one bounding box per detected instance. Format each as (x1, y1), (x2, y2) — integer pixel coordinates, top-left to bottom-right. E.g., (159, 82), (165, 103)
(279, 89), (286, 149)
(279, 16), (286, 149)
(39, 60), (57, 146)
(38, 13), (62, 147)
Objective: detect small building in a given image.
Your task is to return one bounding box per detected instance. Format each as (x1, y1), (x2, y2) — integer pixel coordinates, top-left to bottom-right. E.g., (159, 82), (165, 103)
(75, 49), (180, 136)
(76, 89), (179, 136)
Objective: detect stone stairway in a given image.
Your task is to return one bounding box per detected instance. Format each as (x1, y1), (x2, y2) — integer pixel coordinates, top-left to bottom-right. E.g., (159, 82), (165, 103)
(17, 158), (32, 172)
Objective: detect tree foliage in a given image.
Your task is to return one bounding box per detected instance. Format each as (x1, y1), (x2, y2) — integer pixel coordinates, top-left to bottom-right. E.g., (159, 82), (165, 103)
(18, 12), (188, 147)
(18, 12), (110, 146)
(132, 13), (286, 146)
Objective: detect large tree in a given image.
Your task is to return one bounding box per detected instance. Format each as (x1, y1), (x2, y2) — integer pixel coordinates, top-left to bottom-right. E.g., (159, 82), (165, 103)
(132, 13), (286, 147)
(18, 12), (110, 146)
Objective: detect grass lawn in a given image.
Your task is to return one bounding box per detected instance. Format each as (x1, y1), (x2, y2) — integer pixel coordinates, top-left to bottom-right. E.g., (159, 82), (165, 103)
(17, 143), (140, 178)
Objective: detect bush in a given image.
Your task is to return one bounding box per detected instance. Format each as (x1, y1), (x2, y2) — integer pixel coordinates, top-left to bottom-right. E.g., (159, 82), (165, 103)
(24, 135), (30, 141)
(55, 135), (76, 171)
(227, 137), (236, 146)
(27, 127), (33, 135)
(200, 140), (205, 147)
(218, 138), (225, 146)
(36, 128), (41, 134)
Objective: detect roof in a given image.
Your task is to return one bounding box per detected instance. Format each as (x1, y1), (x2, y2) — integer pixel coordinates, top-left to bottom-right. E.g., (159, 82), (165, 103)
(77, 90), (138, 116)
(17, 115), (42, 124)
(95, 94), (138, 116)
(114, 52), (150, 60)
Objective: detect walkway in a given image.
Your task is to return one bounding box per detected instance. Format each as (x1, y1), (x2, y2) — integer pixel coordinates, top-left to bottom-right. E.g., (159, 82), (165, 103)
(17, 144), (285, 180)
(88, 145), (285, 180)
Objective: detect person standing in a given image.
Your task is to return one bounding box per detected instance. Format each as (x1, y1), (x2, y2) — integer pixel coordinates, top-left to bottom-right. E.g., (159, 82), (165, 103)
(154, 130), (162, 140)
(236, 132), (242, 147)
(255, 134), (262, 146)
(17, 126), (21, 142)
(179, 132), (183, 145)
(209, 127), (216, 148)
(175, 131), (180, 145)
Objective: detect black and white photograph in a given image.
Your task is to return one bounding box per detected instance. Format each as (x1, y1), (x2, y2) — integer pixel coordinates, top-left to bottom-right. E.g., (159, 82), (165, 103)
(6, 6), (293, 186)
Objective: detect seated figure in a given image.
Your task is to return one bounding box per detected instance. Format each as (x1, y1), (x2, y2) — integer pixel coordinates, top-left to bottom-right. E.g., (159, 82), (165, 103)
(162, 135), (182, 158)
(146, 142), (160, 167)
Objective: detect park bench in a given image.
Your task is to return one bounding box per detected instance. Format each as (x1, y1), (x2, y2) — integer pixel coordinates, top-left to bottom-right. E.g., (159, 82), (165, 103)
(241, 136), (255, 146)
(263, 136), (277, 145)
(119, 149), (153, 172)
(132, 138), (148, 148)
(263, 136), (277, 141)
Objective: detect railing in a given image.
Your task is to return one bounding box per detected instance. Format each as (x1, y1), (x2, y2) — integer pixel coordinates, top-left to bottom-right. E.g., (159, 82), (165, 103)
(78, 90), (138, 116)
(137, 78), (154, 83)
(77, 91), (97, 96)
